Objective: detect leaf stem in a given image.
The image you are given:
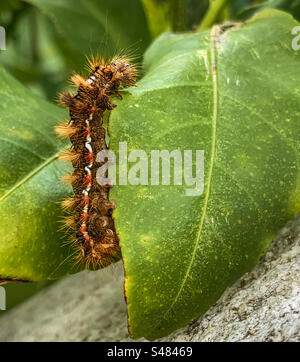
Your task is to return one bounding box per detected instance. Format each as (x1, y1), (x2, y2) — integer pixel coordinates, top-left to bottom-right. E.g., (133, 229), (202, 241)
(168, 0), (186, 32)
(198, 0), (232, 31)
(141, 0), (169, 38)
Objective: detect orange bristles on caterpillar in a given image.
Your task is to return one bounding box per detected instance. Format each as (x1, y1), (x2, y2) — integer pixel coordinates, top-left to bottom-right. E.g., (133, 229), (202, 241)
(59, 216), (76, 231)
(61, 197), (77, 211)
(59, 92), (75, 108)
(55, 122), (79, 139)
(56, 56), (136, 269)
(70, 73), (91, 88)
(58, 149), (81, 164)
(61, 173), (78, 186)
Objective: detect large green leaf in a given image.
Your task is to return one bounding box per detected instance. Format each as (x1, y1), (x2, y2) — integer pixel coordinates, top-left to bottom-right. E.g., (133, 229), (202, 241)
(25, 0), (151, 68)
(237, 0), (300, 21)
(110, 9), (300, 339)
(0, 65), (81, 281)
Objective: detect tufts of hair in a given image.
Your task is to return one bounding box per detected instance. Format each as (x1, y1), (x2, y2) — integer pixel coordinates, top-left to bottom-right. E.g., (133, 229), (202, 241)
(59, 149), (81, 165)
(70, 73), (91, 88)
(55, 122), (79, 139)
(61, 172), (79, 186)
(61, 197), (77, 211)
(59, 216), (76, 232)
(59, 92), (76, 108)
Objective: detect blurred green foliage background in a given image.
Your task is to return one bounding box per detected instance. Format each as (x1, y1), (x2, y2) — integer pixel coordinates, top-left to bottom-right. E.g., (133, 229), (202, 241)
(0, 0), (270, 104)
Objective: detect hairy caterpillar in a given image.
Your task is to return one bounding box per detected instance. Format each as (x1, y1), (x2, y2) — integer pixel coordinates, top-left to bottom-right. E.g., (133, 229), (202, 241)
(56, 56), (136, 269)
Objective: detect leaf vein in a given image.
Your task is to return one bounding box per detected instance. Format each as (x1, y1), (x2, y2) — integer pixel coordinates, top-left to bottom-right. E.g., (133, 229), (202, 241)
(154, 28), (219, 327)
(0, 154), (59, 203)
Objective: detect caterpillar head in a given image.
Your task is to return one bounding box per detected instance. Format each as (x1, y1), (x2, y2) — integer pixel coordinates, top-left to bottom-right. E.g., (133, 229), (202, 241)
(110, 60), (136, 87)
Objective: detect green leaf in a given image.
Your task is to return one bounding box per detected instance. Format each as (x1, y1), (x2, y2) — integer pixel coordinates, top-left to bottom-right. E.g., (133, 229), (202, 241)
(237, 0), (300, 22)
(0, 65), (81, 281)
(110, 9), (300, 339)
(230, 0), (254, 17)
(3, 279), (52, 309)
(24, 0), (152, 68)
